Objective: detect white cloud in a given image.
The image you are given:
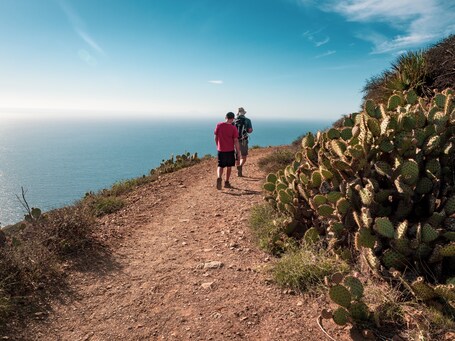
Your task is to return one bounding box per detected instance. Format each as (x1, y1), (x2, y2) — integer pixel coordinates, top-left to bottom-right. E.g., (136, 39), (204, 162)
(315, 50), (336, 58)
(299, 0), (455, 53)
(58, 0), (106, 56)
(208, 80), (223, 84)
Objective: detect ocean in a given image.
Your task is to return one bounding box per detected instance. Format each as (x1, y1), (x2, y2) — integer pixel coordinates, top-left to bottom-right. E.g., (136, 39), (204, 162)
(0, 117), (331, 226)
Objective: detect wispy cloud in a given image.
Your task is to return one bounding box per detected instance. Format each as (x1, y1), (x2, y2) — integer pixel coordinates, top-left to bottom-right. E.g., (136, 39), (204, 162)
(299, 0), (455, 53)
(303, 29), (330, 48)
(315, 37), (330, 47)
(58, 0), (106, 56)
(315, 50), (336, 58)
(208, 80), (223, 85)
(75, 28), (105, 55)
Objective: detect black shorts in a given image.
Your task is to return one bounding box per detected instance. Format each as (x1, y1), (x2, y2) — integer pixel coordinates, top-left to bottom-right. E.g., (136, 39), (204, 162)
(218, 151), (236, 168)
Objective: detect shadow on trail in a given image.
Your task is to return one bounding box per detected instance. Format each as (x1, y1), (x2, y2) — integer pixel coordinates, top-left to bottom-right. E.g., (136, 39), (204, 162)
(222, 188), (262, 196)
(1, 240), (121, 341)
(66, 241), (122, 276)
(241, 176), (263, 181)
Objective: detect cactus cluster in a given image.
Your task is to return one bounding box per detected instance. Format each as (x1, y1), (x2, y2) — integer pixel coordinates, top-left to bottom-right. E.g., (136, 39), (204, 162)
(152, 152), (199, 175)
(321, 273), (370, 326)
(263, 89), (455, 291)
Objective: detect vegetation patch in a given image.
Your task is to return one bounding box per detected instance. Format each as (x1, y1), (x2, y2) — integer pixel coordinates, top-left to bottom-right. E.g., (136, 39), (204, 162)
(258, 148), (297, 174)
(271, 244), (349, 293)
(85, 195), (125, 217)
(249, 203), (297, 255)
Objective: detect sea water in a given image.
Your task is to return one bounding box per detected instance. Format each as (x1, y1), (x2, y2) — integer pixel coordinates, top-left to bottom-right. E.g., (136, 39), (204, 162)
(0, 117), (330, 226)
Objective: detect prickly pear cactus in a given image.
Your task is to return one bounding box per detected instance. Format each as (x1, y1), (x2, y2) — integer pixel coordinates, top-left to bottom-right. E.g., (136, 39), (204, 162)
(263, 89), (455, 309)
(321, 273), (370, 326)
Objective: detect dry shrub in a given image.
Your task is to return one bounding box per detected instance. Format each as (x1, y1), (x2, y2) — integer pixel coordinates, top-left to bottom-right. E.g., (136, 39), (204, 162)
(40, 204), (96, 256)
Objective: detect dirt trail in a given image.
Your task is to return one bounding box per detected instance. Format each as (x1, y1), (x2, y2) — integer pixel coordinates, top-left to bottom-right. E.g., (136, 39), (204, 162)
(20, 148), (349, 341)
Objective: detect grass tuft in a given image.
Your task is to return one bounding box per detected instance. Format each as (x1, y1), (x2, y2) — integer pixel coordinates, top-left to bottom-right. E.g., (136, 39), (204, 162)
(271, 244), (350, 293)
(258, 148), (297, 174)
(86, 196), (125, 217)
(249, 203), (297, 255)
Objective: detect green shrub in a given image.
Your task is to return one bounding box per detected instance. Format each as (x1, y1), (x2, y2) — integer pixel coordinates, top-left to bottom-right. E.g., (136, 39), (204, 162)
(88, 196), (124, 217)
(250, 203), (297, 255)
(271, 244), (349, 293)
(109, 176), (153, 196)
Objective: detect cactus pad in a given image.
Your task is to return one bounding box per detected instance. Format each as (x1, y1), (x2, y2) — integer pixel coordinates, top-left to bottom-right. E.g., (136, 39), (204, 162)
(263, 182), (276, 192)
(332, 307), (350, 326)
(373, 217), (395, 239)
(411, 278), (436, 301)
(355, 228), (376, 249)
(329, 285), (351, 309)
(440, 243), (455, 257)
(400, 160), (419, 185)
(317, 204), (334, 217)
(381, 249), (406, 269)
(444, 195), (455, 215)
(349, 302), (369, 321)
(304, 227), (320, 244)
(266, 173), (277, 183)
(344, 276), (364, 299)
(421, 223), (439, 243)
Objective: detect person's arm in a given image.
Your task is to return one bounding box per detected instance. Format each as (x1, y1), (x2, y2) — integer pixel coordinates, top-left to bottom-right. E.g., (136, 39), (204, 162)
(214, 134), (218, 145)
(247, 120), (253, 133)
(234, 137), (241, 155)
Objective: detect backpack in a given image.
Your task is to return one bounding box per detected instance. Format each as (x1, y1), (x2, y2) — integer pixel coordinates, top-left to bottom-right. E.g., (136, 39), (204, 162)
(234, 116), (249, 141)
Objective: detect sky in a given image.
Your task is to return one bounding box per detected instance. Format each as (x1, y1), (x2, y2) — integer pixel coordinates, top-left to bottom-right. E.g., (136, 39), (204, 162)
(0, 0), (454, 121)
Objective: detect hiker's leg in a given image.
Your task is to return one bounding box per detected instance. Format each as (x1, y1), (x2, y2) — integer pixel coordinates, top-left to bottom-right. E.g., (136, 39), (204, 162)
(240, 155), (247, 166)
(217, 166), (223, 179)
(226, 167), (232, 181)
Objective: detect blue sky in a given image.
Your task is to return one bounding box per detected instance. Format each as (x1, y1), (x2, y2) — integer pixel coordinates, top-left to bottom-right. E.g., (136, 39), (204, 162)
(0, 0), (454, 121)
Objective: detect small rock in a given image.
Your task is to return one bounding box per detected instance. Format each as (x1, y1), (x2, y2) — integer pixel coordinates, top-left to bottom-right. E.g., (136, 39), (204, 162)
(203, 261), (223, 269)
(296, 301), (303, 306)
(201, 282), (214, 289)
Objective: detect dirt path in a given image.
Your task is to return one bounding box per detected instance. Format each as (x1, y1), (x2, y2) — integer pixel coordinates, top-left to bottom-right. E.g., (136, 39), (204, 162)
(20, 148), (349, 341)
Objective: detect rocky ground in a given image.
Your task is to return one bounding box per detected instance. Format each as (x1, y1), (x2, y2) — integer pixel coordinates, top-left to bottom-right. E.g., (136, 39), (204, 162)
(10, 147), (359, 341)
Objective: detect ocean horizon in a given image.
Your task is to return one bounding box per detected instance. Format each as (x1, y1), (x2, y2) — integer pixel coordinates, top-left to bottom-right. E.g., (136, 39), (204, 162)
(0, 117), (331, 226)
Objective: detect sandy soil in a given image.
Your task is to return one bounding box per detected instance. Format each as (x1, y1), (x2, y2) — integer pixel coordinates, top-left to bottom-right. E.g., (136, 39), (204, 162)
(12, 147), (356, 341)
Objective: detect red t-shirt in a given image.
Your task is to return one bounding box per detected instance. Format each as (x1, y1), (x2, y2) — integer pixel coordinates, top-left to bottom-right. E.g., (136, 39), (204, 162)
(214, 122), (239, 152)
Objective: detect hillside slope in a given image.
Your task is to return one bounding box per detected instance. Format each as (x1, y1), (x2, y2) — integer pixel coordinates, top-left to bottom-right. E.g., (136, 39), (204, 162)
(13, 148), (350, 341)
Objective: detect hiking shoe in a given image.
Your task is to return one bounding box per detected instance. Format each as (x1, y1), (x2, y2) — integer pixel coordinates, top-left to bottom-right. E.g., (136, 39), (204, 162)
(237, 165), (243, 177)
(216, 178), (222, 190)
(224, 181), (232, 188)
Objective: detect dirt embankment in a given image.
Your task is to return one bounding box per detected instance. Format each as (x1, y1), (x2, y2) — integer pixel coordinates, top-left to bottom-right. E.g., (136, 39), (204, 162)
(10, 147), (352, 341)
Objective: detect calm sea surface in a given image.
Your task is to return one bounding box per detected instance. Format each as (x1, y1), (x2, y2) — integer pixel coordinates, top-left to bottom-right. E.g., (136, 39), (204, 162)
(0, 118), (330, 226)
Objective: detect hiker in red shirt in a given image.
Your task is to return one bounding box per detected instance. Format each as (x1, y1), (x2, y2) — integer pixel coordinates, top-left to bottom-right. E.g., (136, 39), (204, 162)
(214, 112), (241, 190)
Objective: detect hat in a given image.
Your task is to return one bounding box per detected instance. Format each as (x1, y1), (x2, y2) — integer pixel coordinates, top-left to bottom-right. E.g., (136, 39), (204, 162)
(226, 112), (235, 119)
(238, 107), (246, 114)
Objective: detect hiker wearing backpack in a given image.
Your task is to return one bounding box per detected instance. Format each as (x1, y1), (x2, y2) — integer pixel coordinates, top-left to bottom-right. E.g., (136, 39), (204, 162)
(234, 107), (253, 177)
